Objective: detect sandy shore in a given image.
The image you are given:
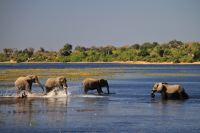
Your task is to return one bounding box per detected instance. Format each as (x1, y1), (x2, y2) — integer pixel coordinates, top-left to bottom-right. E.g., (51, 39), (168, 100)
(0, 61), (200, 64)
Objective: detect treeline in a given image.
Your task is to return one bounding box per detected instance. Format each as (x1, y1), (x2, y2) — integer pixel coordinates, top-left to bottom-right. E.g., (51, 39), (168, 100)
(1, 40), (200, 63)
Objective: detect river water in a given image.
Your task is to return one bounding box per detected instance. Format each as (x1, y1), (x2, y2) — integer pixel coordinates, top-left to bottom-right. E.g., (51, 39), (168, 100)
(0, 63), (200, 133)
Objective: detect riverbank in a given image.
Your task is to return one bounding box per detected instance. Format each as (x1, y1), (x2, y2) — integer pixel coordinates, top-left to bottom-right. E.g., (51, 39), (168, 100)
(1, 61), (200, 64)
(112, 61), (200, 64)
(0, 68), (113, 82)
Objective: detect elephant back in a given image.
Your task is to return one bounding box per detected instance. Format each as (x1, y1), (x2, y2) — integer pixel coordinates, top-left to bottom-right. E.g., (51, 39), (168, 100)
(45, 78), (57, 88)
(83, 78), (100, 89)
(15, 77), (29, 85)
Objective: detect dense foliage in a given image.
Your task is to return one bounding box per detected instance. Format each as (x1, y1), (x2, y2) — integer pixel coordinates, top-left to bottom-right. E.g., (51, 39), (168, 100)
(1, 41), (200, 63)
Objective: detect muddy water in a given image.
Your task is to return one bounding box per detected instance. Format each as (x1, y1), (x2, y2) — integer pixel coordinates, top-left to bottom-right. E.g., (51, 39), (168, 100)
(0, 64), (200, 133)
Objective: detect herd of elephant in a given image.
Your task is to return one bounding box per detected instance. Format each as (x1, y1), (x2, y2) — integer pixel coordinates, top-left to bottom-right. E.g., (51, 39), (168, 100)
(15, 75), (189, 100)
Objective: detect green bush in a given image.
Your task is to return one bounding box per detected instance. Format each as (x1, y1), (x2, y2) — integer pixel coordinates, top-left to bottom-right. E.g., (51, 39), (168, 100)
(0, 53), (8, 62)
(1, 41), (200, 63)
(16, 53), (29, 63)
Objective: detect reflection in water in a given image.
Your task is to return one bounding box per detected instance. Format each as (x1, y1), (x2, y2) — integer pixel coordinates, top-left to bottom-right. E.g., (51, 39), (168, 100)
(151, 99), (187, 115)
(0, 97), (69, 129)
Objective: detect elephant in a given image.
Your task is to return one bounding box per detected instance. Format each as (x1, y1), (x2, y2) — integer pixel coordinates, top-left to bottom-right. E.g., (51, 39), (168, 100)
(151, 82), (189, 100)
(15, 75), (44, 97)
(82, 78), (110, 94)
(44, 76), (68, 94)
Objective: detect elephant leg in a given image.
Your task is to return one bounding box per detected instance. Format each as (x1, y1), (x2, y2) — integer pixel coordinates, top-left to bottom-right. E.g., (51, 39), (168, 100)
(83, 84), (91, 94)
(59, 86), (62, 90)
(64, 87), (68, 94)
(21, 91), (27, 98)
(54, 89), (58, 95)
(16, 88), (21, 97)
(25, 84), (32, 94)
(161, 92), (168, 100)
(97, 88), (103, 94)
(16, 90), (27, 98)
(84, 88), (88, 94)
(45, 87), (52, 94)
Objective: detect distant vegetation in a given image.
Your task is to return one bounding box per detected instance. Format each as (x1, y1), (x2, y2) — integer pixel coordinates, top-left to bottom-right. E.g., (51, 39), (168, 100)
(1, 40), (200, 63)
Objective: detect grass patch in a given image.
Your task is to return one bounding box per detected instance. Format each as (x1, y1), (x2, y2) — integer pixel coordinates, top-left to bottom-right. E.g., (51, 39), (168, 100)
(143, 73), (200, 77)
(0, 68), (114, 82)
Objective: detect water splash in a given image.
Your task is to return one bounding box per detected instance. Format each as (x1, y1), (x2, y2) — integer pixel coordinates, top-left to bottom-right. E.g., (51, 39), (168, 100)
(43, 89), (69, 98)
(0, 88), (70, 98)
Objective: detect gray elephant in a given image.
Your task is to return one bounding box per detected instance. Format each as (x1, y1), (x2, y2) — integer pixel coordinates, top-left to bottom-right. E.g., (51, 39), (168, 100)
(45, 76), (68, 94)
(82, 78), (110, 94)
(15, 75), (44, 96)
(151, 82), (189, 100)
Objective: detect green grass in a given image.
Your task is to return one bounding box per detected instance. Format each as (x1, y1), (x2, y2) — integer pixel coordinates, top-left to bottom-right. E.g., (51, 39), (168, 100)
(0, 68), (114, 82)
(143, 73), (200, 77)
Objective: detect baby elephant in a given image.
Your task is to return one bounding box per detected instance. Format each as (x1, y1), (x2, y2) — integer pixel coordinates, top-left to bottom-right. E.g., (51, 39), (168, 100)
(45, 76), (68, 94)
(82, 78), (110, 94)
(151, 82), (189, 100)
(15, 75), (44, 97)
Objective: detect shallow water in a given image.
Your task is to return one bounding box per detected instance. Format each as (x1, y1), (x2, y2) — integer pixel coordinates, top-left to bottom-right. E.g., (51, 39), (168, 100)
(0, 64), (200, 133)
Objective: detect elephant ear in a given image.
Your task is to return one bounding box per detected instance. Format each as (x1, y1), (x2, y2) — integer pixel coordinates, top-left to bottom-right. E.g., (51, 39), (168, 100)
(56, 77), (61, 85)
(99, 79), (106, 86)
(153, 83), (159, 88)
(59, 76), (64, 82)
(157, 83), (164, 92)
(26, 75), (33, 79)
(25, 76), (32, 83)
(58, 76), (66, 84)
(27, 75), (37, 82)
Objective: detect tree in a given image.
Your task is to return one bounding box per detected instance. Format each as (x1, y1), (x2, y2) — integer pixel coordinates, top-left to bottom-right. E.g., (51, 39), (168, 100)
(130, 44), (140, 49)
(75, 46), (87, 52)
(59, 43), (72, 56)
(69, 52), (86, 62)
(154, 46), (164, 57)
(3, 48), (13, 57)
(99, 46), (113, 56)
(163, 49), (172, 56)
(138, 48), (150, 57)
(168, 40), (183, 48)
(119, 46), (128, 52)
(1, 41), (200, 63)
(0, 53), (8, 62)
(189, 42), (200, 61)
(38, 47), (45, 53)
(141, 42), (157, 49)
(16, 52), (29, 63)
(23, 48), (34, 58)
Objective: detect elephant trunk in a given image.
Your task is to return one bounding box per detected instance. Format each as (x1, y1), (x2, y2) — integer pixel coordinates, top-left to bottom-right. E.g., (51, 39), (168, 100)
(151, 90), (155, 98)
(63, 83), (68, 94)
(106, 83), (110, 94)
(37, 81), (44, 92)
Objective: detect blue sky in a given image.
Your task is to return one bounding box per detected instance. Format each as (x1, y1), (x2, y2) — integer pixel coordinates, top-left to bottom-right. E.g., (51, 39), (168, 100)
(0, 0), (199, 50)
